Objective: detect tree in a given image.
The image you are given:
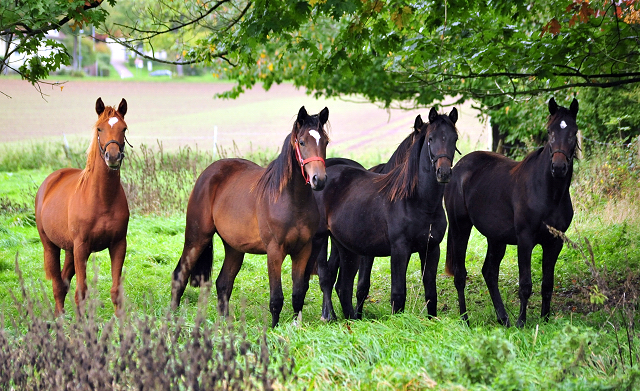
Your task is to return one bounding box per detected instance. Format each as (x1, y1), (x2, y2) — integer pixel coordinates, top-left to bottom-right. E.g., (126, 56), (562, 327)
(0, 0), (112, 95)
(110, 0), (640, 107)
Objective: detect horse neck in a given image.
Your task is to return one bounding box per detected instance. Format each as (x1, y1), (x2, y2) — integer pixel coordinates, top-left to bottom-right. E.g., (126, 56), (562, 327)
(285, 158), (313, 203)
(530, 144), (573, 201)
(85, 151), (122, 205)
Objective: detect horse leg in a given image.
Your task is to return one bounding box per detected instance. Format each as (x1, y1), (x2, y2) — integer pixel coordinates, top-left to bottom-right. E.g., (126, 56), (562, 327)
(290, 243), (313, 323)
(446, 219), (473, 324)
(266, 245), (286, 327)
(171, 234), (215, 310)
(541, 238), (563, 322)
(41, 234), (64, 315)
(355, 255), (374, 319)
(389, 247), (411, 314)
(420, 245), (439, 318)
(314, 234), (337, 321)
(108, 238), (127, 317)
(336, 245), (358, 319)
(72, 241), (91, 312)
(515, 237), (535, 328)
(481, 240), (509, 326)
(215, 242), (245, 317)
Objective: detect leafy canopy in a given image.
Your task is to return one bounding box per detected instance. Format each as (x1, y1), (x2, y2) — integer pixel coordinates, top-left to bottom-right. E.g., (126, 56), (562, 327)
(0, 0), (114, 92)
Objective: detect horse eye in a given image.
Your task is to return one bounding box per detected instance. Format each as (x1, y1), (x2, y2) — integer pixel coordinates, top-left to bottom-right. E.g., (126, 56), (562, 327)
(299, 140), (305, 147)
(123, 128), (127, 132)
(97, 128), (102, 132)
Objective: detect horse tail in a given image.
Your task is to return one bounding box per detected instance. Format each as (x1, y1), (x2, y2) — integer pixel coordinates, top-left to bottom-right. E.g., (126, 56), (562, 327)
(189, 239), (213, 287)
(444, 235), (455, 276)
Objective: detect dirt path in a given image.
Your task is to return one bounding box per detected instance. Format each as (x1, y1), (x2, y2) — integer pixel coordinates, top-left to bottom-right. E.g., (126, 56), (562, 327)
(0, 79), (487, 157)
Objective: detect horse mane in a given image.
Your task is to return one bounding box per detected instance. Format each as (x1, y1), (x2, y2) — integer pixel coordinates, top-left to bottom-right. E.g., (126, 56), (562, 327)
(78, 106), (122, 188)
(372, 129), (418, 174)
(255, 114), (329, 203)
(375, 130), (426, 202)
(375, 114), (457, 202)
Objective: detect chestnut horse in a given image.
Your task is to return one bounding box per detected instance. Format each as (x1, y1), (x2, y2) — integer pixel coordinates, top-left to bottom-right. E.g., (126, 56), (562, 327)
(35, 98), (130, 315)
(444, 97), (578, 327)
(313, 108), (459, 320)
(171, 106), (329, 327)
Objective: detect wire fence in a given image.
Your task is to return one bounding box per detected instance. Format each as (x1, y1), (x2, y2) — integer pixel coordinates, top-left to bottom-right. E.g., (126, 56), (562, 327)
(499, 134), (640, 156)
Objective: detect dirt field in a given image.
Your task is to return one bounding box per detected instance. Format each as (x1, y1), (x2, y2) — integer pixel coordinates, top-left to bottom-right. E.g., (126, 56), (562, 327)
(0, 78), (487, 157)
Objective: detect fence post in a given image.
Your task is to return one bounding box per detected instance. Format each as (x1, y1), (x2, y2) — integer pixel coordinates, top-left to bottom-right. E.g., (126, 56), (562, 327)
(213, 125), (218, 158)
(496, 138), (504, 155)
(577, 130), (583, 159)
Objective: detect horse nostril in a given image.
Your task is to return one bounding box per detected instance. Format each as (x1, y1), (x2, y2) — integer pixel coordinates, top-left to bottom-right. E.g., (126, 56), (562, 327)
(312, 174), (318, 186)
(105, 151), (110, 160)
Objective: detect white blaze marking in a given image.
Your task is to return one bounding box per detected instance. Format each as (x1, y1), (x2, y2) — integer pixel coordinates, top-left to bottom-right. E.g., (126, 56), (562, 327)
(108, 117), (119, 127)
(560, 120), (567, 129)
(309, 130), (321, 146)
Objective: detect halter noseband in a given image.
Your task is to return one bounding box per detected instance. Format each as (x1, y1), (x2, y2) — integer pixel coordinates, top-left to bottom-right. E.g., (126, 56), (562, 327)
(98, 134), (133, 170)
(549, 148), (574, 161)
(294, 135), (325, 185)
(427, 140), (460, 167)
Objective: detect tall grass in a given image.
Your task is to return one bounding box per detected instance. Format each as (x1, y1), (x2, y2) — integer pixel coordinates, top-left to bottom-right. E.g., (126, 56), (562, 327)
(1, 139), (639, 389)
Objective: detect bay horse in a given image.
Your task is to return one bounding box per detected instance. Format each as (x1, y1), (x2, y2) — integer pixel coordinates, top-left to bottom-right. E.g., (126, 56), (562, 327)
(313, 108), (459, 320)
(35, 98), (130, 315)
(171, 106), (329, 327)
(444, 97), (578, 327)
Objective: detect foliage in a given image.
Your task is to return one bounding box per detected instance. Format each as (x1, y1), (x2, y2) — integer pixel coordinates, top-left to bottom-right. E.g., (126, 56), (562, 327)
(0, 257), (293, 390)
(109, 0), (640, 107)
(0, 0), (112, 92)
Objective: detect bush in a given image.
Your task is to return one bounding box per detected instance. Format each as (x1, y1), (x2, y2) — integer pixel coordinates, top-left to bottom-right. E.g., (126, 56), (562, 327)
(0, 256), (294, 390)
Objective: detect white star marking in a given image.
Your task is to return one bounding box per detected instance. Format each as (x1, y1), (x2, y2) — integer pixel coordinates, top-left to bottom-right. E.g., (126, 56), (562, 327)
(108, 117), (119, 127)
(309, 130), (321, 146)
(560, 120), (567, 129)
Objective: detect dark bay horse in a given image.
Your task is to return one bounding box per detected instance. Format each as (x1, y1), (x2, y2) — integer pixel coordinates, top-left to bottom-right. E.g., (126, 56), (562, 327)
(171, 106), (329, 327)
(314, 108), (459, 320)
(35, 98), (130, 315)
(444, 97), (578, 327)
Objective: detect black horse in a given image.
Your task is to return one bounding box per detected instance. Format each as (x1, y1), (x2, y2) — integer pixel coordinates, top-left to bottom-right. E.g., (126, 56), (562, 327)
(313, 108), (459, 320)
(444, 97), (578, 327)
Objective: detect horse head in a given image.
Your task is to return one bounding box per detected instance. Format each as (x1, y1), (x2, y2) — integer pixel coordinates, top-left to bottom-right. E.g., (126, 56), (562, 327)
(292, 106), (329, 190)
(421, 107), (459, 183)
(547, 97), (579, 178)
(95, 98), (128, 170)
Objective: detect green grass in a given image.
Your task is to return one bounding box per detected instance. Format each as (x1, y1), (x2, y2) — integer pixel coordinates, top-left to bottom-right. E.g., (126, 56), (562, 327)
(1, 144), (639, 389)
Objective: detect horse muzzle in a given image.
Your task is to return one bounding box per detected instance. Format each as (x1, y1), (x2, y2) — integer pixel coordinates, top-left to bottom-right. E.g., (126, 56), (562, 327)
(550, 150), (570, 178)
(310, 173), (327, 191)
(104, 149), (124, 170)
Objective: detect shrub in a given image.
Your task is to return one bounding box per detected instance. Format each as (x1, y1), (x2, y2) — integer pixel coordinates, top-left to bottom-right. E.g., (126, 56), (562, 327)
(0, 255), (294, 390)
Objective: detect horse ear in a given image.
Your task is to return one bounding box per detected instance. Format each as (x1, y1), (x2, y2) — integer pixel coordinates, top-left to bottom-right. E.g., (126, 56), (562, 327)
(449, 107), (458, 124)
(413, 115), (424, 132)
(117, 98), (127, 117)
(95, 98), (105, 116)
(428, 107), (438, 123)
(570, 98), (579, 118)
(548, 97), (558, 115)
(296, 106), (308, 127)
(319, 107), (329, 125)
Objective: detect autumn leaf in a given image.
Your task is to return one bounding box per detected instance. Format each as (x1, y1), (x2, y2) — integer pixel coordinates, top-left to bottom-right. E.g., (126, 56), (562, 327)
(540, 18), (561, 37)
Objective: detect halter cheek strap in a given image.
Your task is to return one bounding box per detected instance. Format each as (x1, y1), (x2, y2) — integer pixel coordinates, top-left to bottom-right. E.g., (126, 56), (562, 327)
(294, 138), (325, 184)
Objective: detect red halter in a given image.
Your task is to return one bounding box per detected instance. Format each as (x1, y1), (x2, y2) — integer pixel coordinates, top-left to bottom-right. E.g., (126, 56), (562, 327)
(294, 138), (325, 184)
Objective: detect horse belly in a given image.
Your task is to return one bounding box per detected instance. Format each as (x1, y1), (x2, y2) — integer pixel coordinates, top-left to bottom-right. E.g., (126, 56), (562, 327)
(212, 184), (266, 254)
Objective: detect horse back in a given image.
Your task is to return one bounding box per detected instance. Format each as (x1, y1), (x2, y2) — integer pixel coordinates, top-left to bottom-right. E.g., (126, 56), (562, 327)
(191, 158), (266, 254)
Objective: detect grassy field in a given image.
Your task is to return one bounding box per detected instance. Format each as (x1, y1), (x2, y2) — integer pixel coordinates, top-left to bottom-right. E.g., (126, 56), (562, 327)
(1, 79), (639, 389)
(1, 136), (639, 389)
